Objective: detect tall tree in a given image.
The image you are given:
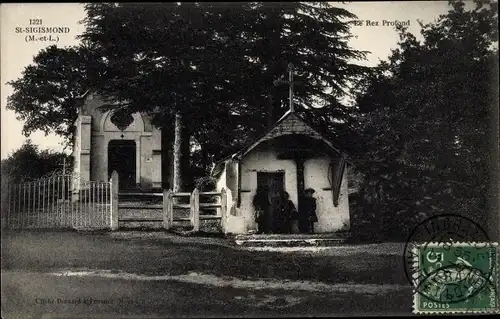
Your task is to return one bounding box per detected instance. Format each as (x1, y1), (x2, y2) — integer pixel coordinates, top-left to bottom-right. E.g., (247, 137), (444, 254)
(353, 0), (498, 240)
(77, 2), (369, 188)
(6, 45), (104, 146)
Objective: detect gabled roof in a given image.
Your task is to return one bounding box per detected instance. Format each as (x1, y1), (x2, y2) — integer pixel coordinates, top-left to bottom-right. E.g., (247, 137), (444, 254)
(211, 110), (350, 176)
(233, 110), (346, 159)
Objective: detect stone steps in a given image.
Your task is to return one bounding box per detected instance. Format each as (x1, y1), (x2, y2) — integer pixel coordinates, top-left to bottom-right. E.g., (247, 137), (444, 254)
(118, 190), (163, 203)
(234, 232), (350, 247)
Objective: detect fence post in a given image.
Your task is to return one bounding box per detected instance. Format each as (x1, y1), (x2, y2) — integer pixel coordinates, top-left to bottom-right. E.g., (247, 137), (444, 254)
(220, 188), (227, 233)
(168, 190), (174, 227)
(163, 189), (172, 230)
(191, 189), (200, 232)
(110, 171), (119, 230)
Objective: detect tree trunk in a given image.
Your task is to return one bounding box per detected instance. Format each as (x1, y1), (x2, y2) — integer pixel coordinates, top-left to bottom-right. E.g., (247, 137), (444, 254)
(180, 122), (191, 190)
(172, 111), (191, 193)
(161, 122), (174, 190)
(173, 111), (184, 192)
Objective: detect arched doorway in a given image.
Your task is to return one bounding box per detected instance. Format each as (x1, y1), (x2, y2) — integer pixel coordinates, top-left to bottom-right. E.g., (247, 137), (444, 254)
(108, 140), (137, 190)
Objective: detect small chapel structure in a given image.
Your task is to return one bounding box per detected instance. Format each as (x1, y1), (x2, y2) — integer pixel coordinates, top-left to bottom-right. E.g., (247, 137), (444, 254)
(212, 64), (352, 234)
(212, 109), (351, 234)
(72, 91), (164, 191)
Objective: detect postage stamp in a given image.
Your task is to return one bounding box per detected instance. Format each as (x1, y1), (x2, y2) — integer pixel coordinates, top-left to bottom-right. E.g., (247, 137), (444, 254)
(403, 214), (492, 286)
(411, 242), (499, 314)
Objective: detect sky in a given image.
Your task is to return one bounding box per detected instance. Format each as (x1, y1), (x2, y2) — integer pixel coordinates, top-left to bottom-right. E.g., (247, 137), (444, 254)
(0, 1), (455, 159)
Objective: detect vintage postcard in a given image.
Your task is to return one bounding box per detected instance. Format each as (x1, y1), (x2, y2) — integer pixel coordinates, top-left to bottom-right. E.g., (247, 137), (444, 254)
(1, 1), (498, 317)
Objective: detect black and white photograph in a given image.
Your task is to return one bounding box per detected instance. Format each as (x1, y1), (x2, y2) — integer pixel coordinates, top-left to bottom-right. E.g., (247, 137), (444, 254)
(1, 1), (499, 317)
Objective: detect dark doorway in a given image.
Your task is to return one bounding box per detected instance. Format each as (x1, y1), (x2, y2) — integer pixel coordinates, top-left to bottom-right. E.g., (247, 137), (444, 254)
(257, 172), (285, 233)
(257, 172), (285, 203)
(108, 140), (137, 190)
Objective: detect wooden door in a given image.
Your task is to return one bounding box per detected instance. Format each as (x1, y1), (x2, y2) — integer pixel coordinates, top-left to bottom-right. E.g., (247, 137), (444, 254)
(257, 172), (284, 208)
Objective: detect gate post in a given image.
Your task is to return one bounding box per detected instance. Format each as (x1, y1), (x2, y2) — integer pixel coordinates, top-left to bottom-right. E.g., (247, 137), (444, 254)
(163, 189), (172, 230)
(110, 171), (119, 230)
(191, 189), (200, 232)
(220, 188), (227, 233)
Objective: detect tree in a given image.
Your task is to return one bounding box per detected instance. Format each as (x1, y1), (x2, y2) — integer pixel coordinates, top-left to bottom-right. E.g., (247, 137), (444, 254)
(353, 0), (498, 240)
(78, 2), (369, 189)
(6, 45), (104, 145)
(1, 140), (72, 184)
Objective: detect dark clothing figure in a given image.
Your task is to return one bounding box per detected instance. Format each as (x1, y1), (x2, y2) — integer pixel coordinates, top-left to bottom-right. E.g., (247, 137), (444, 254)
(270, 194), (283, 234)
(253, 187), (272, 234)
(299, 190), (317, 233)
(276, 194), (296, 234)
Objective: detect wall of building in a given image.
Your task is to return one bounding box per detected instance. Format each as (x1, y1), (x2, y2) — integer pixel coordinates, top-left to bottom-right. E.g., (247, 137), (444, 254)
(216, 149), (350, 234)
(72, 117), (82, 178)
(73, 115), (91, 182)
(89, 112), (161, 189)
(240, 148), (298, 232)
(303, 157), (350, 232)
(216, 169), (227, 192)
(76, 93), (162, 189)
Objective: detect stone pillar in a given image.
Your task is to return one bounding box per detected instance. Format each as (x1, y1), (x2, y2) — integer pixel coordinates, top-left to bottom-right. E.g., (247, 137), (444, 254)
(110, 171), (119, 230)
(163, 189), (172, 230)
(79, 115), (92, 182)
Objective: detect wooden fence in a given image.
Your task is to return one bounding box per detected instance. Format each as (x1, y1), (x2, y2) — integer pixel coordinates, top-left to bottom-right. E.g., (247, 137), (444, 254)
(2, 170), (228, 233)
(114, 188), (227, 232)
(163, 188), (227, 232)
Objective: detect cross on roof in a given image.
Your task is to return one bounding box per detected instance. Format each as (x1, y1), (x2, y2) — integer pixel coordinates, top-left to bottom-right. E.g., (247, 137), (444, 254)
(273, 63), (299, 113)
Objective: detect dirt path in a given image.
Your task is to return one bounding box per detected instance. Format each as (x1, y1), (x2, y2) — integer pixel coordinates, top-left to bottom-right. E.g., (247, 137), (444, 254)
(49, 268), (409, 294)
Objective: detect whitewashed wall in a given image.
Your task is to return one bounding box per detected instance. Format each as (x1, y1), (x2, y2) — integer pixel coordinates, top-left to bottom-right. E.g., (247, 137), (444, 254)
(216, 169), (227, 191)
(216, 150), (350, 234)
(304, 157), (350, 232)
(72, 117), (82, 177)
(77, 93), (162, 189)
(238, 149), (297, 232)
(73, 115), (91, 182)
(90, 112), (162, 189)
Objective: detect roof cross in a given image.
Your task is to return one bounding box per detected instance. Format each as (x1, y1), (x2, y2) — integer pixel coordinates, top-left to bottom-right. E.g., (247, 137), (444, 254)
(274, 63), (299, 113)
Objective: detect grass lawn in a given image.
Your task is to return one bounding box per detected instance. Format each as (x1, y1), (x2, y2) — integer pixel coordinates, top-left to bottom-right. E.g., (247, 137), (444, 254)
(1, 230), (414, 317)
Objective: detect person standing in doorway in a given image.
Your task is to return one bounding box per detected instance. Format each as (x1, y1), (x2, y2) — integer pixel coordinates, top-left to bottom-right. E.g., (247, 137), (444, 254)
(252, 185), (271, 234)
(277, 191), (297, 234)
(299, 188), (317, 233)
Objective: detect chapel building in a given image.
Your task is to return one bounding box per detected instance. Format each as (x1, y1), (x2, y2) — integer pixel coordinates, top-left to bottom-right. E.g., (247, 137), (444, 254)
(72, 91), (164, 191)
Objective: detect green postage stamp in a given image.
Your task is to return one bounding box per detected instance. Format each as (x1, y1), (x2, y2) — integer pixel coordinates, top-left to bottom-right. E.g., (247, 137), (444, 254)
(412, 242), (499, 314)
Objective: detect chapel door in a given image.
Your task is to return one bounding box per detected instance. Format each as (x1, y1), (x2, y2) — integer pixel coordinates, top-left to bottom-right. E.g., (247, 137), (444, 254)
(257, 172), (285, 210)
(108, 140), (137, 190)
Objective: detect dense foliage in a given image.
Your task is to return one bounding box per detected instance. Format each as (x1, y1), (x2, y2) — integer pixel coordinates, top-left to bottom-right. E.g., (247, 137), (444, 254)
(1, 140), (72, 184)
(352, 0), (499, 240)
(6, 45), (104, 144)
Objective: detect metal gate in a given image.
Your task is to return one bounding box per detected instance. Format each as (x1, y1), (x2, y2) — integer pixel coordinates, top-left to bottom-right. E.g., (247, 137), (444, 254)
(3, 170), (112, 230)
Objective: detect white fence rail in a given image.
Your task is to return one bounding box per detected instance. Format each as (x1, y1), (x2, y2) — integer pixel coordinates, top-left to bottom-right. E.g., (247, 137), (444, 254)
(4, 171), (112, 230)
(2, 170), (228, 233)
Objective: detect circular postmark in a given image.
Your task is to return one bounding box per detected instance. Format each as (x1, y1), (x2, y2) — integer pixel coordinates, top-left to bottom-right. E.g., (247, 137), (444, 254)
(416, 263), (496, 304)
(403, 214), (496, 304)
